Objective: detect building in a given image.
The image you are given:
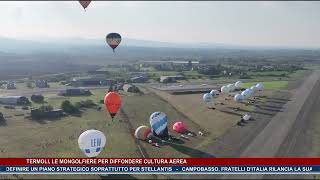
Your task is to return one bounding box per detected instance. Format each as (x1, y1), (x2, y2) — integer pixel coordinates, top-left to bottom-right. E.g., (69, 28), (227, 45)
(123, 84), (140, 93)
(71, 78), (101, 87)
(130, 76), (148, 83)
(100, 79), (117, 86)
(160, 75), (185, 83)
(34, 80), (49, 88)
(6, 82), (16, 89)
(31, 108), (63, 119)
(58, 88), (91, 96)
(0, 96), (30, 105)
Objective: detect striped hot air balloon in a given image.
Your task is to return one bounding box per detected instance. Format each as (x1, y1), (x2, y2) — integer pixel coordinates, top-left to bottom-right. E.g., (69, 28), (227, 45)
(134, 126), (152, 141)
(150, 112), (168, 139)
(106, 33), (122, 53)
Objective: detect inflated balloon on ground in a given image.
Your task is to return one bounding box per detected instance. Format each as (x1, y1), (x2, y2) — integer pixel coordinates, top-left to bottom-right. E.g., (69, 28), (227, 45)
(134, 126), (152, 140)
(234, 94), (244, 102)
(78, 129), (106, 158)
(173, 121), (187, 134)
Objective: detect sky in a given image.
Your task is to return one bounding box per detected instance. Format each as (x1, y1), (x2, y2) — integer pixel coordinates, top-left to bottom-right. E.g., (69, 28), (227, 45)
(0, 1), (320, 48)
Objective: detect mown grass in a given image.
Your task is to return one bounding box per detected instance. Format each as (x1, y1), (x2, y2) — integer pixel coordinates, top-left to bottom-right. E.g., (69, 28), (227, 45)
(243, 81), (288, 90)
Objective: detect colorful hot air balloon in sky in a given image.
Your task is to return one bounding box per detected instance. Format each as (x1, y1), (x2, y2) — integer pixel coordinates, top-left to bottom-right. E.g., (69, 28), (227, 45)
(150, 112), (169, 139)
(78, 129), (106, 158)
(106, 33), (122, 53)
(79, 1), (91, 10)
(134, 126), (152, 141)
(104, 92), (121, 120)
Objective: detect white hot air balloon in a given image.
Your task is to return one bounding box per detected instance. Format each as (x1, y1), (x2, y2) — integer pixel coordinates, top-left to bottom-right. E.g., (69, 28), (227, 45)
(241, 90), (250, 99)
(243, 114), (251, 121)
(235, 81), (243, 89)
(234, 94), (244, 103)
(256, 83), (264, 91)
(227, 84), (235, 92)
(78, 129), (106, 158)
(210, 89), (219, 97)
(250, 85), (258, 92)
(221, 86), (229, 93)
(203, 93), (213, 109)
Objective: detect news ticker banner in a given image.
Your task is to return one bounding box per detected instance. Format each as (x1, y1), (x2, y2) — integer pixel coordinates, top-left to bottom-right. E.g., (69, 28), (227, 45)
(0, 158), (320, 174)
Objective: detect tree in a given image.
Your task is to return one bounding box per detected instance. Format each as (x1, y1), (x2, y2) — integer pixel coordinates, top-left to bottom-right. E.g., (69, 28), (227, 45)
(61, 100), (79, 114)
(31, 94), (44, 103)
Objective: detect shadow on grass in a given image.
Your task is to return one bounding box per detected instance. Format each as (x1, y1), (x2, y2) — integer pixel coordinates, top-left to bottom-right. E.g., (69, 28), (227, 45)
(234, 107), (275, 116)
(168, 143), (216, 158)
(255, 105), (284, 112)
(265, 97), (291, 101)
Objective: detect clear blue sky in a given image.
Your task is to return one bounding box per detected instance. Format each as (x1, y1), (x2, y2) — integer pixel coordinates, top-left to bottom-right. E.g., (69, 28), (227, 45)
(1, 1), (320, 47)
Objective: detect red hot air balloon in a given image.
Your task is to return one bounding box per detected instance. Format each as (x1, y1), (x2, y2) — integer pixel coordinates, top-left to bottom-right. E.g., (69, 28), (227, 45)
(79, 1), (91, 10)
(104, 92), (121, 120)
(173, 121), (187, 134)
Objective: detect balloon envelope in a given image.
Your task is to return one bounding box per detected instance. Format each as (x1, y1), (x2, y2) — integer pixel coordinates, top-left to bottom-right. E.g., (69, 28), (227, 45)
(150, 112), (168, 136)
(234, 94), (244, 102)
(243, 114), (251, 121)
(250, 86), (258, 92)
(106, 33), (122, 52)
(78, 129), (106, 158)
(256, 83), (264, 90)
(210, 90), (219, 97)
(104, 92), (121, 119)
(235, 81), (243, 88)
(173, 121), (187, 134)
(203, 93), (212, 102)
(79, 1), (91, 9)
(241, 90), (250, 99)
(134, 126), (152, 140)
(221, 86), (229, 93)
(227, 84), (235, 92)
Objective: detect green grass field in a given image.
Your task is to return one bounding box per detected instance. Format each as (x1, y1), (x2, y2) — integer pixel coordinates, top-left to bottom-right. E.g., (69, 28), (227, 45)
(243, 81), (288, 90)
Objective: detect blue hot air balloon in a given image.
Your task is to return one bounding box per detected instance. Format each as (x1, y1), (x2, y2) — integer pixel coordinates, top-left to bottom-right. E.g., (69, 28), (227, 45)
(150, 112), (169, 139)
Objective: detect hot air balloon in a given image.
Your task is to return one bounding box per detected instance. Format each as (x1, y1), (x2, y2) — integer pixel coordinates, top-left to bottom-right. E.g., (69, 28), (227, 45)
(234, 94), (244, 103)
(134, 126), (152, 141)
(221, 86), (229, 93)
(241, 90), (250, 99)
(227, 84), (235, 92)
(243, 114), (251, 121)
(104, 92), (121, 120)
(150, 112), (169, 140)
(210, 89), (219, 97)
(78, 129), (106, 158)
(106, 33), (122, 53)
(173, 121), (187, 134)
(256, 83), (264, 91)
(235, 81), (243, 89)
(203, 93), (213, 109)
(79, 1), (91, 10)
(250, 85), (258, 92)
